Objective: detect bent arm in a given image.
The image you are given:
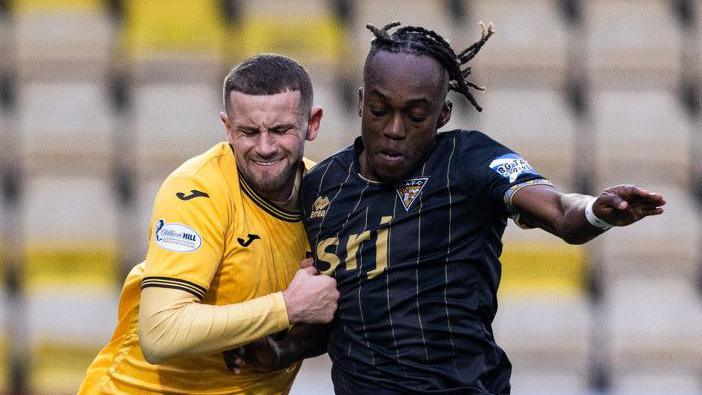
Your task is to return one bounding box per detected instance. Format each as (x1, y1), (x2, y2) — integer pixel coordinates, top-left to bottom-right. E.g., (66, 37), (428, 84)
(511, 184), (665, 245)
(139, 287), (289, 364)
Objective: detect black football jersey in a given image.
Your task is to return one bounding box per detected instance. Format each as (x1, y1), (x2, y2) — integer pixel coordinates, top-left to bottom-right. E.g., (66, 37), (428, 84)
(302, 130), (551, 394)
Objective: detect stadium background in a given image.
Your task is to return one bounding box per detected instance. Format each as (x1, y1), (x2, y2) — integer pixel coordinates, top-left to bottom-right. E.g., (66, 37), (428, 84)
(0, 0), (700, 394)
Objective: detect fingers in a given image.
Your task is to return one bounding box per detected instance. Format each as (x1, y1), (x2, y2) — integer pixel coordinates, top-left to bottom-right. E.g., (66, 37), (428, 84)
(302, 265), (320, 275)
(300, 258), (315, 269)
(642, 206), (664, 216)
(232, 356), (244, 374)
(600, 185), (666, 211)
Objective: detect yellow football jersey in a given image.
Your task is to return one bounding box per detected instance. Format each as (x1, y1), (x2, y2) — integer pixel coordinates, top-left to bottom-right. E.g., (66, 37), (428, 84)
(80, 142), (310, 394)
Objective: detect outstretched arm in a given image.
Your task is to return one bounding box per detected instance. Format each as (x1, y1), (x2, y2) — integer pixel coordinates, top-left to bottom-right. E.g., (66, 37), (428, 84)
(511, 184), (666, 244)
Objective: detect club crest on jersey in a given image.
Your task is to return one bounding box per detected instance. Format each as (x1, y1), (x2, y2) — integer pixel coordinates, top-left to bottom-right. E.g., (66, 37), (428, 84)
(396, 177), (429, 211)
(310, 196), (330, 220)
(489, 154), (538, 182)
(154, 219), (202, 252)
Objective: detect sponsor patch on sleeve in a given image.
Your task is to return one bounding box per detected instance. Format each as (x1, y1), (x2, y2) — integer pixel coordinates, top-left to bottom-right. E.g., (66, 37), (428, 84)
(154, 219), (202, 252)
(489, 154), (538, 183)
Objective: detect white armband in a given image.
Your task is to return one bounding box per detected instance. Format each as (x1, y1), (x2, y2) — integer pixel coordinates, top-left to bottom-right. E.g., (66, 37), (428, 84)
(585, 197), (613, 230)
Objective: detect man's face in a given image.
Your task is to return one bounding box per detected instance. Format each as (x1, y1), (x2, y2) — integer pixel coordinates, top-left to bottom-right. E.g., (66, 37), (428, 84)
(358, 50), (452, 183)
(221, 90), (321, 201)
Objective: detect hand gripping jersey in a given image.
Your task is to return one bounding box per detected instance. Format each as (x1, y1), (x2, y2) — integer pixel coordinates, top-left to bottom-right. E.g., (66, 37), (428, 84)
(80, 143), (310, 394)
(301, 130), (552, 395)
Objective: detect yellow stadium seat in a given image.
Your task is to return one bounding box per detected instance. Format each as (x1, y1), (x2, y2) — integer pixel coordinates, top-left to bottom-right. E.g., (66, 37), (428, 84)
(29, 342), (105, 393)
(22, 176), (119, 290)
(232, 0), (347, 77)
(13, 0), (102, 13)
(493, 226), (590, 387)
(232, 15), (344, 69)
(27, 288), (118, 394)
(24, 246), (117, 291)
(121, 0), (225, 61)
(499, 239), (586, 297)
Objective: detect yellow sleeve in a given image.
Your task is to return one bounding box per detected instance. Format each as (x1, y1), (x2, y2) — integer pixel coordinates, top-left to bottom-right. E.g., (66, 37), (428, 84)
(139, 287), (290, 364)
(142, 172), (226, 296)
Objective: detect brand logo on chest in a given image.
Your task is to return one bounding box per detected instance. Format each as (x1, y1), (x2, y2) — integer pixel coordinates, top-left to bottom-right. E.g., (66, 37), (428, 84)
(310, 196), (330, 219)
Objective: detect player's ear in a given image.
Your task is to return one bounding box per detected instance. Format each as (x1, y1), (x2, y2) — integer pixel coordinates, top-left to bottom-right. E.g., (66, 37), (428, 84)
(437, 100), (452, 129)
(220, 111), (234, 144)
(305, 106), (323, 142)
(357, 87), (364, 117)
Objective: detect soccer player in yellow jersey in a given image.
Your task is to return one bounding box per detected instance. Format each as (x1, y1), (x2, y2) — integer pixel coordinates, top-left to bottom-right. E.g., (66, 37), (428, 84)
(79, 54), (339, 394)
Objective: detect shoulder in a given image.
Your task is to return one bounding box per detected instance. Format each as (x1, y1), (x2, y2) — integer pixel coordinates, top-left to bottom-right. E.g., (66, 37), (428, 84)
(157, 143), (232, 207)
(438, 129), (505, 150)
(436, 129), (510, 163)
(303, 144), (355, 185)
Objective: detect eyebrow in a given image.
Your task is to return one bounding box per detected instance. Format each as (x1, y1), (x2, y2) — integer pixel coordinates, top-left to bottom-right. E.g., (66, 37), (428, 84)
(234, 121), (298, 131)
(369, 89), (432, 106)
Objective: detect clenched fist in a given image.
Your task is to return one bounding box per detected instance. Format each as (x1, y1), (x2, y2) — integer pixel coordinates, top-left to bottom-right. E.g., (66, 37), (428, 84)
(282, 266), (339, 324)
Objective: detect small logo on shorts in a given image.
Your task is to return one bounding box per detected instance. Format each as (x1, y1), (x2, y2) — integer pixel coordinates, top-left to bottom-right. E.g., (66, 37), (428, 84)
(396, 177), (429, 211)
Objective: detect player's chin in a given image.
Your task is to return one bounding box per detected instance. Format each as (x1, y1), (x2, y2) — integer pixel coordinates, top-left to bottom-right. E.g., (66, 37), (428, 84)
(372, 159), (416, 183)
(374, 167), (412, 184)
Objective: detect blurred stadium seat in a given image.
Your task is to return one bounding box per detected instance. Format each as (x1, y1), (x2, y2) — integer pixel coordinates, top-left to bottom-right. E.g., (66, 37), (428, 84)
(121, 0), (225, 64)
(606, 278), (702, 395)
(471, 0), (568, 81)
(586, 0), (681, 81)
(0, 237), (5, 394)
(494, 224), (590, 395)
(18, 81), (115, 174)
(232, 0), (346, 78)
(27, 289), (118, 393)
(351, 0), (454, 81)
(479, 86), (577, 189)
(594, 184), (700, 280)
(121, 0), (226, 182)
(13, 0), (114, 79)
(22, 176), (118, 289)
(21, 176), (119, 393)
(592, 89), (690, 186)
(0, 1), (699, 394)
(131, 83), (222, 179)
(304, 84), (356, 162)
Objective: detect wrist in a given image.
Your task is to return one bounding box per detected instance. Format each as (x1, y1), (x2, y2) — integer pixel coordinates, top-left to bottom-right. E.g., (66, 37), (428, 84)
(280, 290), (296, 324)
(585, 197), (613, 230)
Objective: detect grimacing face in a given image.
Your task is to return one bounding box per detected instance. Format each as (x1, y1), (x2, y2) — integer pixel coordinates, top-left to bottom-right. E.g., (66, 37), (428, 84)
(358, 50), (452, 183)
(220, 90), (322, 201)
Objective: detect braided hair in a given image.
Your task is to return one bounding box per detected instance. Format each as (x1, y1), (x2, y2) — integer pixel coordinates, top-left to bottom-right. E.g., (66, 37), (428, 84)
(365, 21), (494, 112)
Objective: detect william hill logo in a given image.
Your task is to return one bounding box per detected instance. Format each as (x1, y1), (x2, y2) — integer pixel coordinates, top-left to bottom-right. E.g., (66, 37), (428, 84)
(155, 219), (202, 252)
(310, 196), (330, 219)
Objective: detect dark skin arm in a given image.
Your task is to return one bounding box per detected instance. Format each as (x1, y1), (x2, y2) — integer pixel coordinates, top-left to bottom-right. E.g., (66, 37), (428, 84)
(223, 323), (331, 373)
(512, 184), (666, 244)
(224, 259), (333, 373)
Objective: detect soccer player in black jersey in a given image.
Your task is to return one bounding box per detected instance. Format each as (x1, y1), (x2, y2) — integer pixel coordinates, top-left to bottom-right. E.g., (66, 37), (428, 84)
(239, 22), (666, 394)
